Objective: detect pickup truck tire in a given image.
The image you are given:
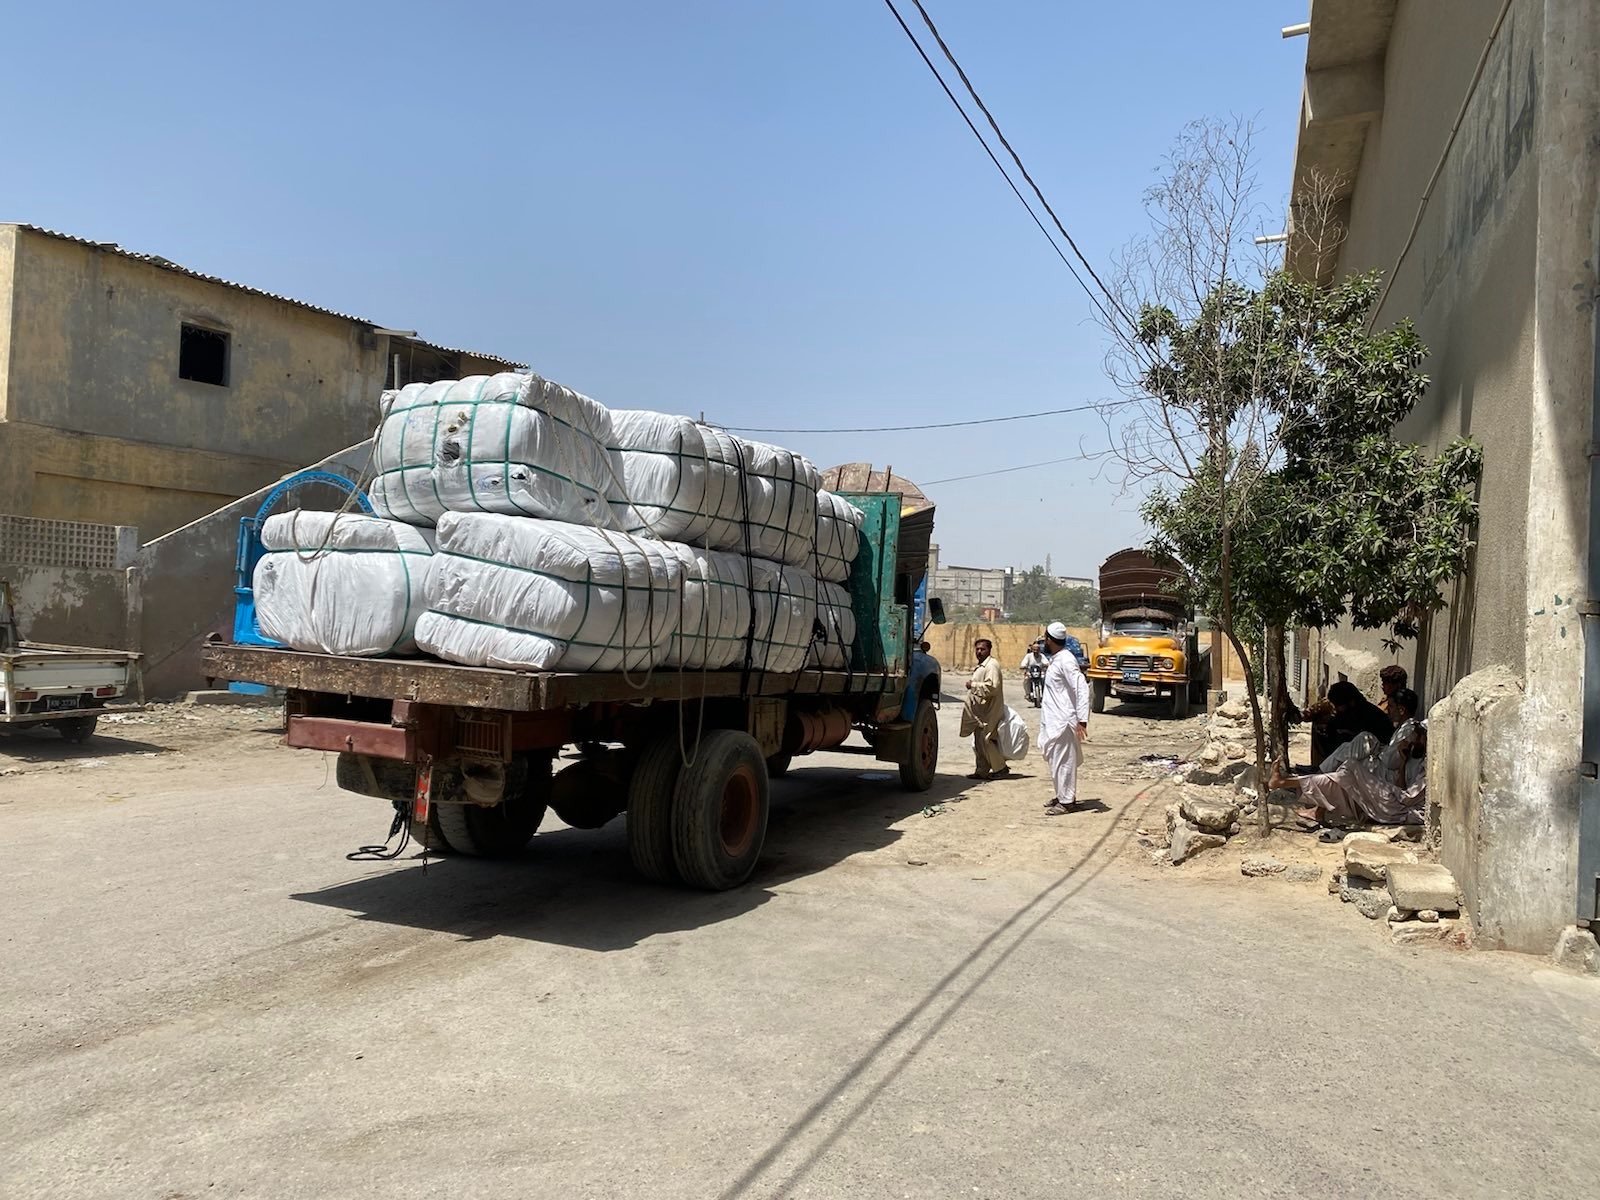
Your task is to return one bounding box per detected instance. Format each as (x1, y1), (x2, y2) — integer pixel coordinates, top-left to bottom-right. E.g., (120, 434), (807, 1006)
(56, 715), (98, 744)
(549, 758), (626, 830)
(671, 730), (769, 891)
(898, 696), (939, 792)
(628, 734), (685, 884)
(435, 755), (549, 858)
(1169, 686), (1190, 719)
(1091, 679), (1110, 714)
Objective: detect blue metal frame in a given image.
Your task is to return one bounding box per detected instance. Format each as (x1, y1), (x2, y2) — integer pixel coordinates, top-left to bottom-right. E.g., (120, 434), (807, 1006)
(233, 471), (373, 648)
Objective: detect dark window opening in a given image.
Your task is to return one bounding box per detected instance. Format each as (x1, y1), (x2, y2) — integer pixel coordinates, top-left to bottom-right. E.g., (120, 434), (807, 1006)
(180, 324), (230, 386)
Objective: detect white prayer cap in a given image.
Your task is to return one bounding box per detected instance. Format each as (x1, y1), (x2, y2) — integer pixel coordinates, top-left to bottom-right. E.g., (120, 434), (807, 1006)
(1046, 621), (1069, 641)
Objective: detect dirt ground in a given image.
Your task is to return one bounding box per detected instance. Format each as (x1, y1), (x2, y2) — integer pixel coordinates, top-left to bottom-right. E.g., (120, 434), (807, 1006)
(6, 689), (1599, 1198)
(0, 687), (1343, 907)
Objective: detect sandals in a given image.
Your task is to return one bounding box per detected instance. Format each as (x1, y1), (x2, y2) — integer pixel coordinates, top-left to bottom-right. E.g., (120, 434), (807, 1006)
(1044, 802), (1072, 816)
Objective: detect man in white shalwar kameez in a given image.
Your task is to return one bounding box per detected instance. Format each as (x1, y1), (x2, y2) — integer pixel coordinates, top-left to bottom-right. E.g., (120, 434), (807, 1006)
(1039, 621), (1091, 814)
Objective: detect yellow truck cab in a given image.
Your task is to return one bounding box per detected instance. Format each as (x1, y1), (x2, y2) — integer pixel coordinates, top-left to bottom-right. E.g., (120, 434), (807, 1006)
(1086, 548), (1208, 719)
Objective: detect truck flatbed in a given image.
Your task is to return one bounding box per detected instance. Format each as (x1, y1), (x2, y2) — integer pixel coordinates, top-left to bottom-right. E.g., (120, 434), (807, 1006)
(201, 643), (905, 713)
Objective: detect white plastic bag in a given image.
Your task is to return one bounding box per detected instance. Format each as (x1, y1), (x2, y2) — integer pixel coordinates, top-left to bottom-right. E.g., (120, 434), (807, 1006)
(666, 545), (753, 670)
(998, 705), (1031, 761)
(814, 490), (865, 584)
(417, 513), (684, 672)
(811, 580), (857, 669)
(253, 511), (432, 656)
(609, 411), (745, 547)
(368, 373), (621, 528)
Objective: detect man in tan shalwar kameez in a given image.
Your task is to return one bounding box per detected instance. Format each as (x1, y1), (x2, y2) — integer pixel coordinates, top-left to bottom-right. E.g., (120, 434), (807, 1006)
(960, 638), (1009, 780)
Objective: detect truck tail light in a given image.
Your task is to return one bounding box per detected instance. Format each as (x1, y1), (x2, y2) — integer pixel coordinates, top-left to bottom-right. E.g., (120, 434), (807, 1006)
(94, 686), (118, 697)
(14, 689), (39, 702)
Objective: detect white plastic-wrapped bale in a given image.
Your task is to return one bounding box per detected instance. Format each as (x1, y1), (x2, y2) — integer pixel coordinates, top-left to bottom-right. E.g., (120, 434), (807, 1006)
(253, 511), (433, 656)
(811, 581), (857, 670)
(813, 490), (864, 584)
(738, 440), (820, 567)
(368, 373), (620, 528)
(609, 415), (820, 568)
(610, 411), (744, 547)
(417, 514), (684, 672)
(747, 560), (818, 674)
(664, 546), (753, 670)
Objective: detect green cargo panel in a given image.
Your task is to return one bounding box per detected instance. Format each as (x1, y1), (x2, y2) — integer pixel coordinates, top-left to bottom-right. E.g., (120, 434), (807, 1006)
(839, 493), (906, 672)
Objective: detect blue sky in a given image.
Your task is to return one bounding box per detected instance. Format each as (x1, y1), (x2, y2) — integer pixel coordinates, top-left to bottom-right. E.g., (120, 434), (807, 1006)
(4, 1), (1308, 575)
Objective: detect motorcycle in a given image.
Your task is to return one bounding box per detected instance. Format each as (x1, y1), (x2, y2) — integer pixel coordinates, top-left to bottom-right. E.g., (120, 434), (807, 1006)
(1024, 662), (1046, 707)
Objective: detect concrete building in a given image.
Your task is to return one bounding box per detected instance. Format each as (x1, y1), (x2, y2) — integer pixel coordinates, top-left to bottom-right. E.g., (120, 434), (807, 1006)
(0, 224), (521, 539)
(928, 546), (1013, 614)
(1286, 1), (1597, 953)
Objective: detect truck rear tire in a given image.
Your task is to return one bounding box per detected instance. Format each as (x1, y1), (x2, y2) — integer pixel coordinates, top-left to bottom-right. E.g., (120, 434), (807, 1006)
(435, 755), (549, 858)
(898, 696), (939, 792)
(549, 758), (626, 829)
(671, 729), (769, 891)
(1091, 679), (1109, 714)
(56, 715), (98, 744)
(628, 735), (685, 884)
(1169, 686), (1191, 719)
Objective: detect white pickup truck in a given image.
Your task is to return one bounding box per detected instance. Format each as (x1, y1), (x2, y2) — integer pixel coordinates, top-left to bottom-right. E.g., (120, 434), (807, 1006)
(0, 582), (145, 743)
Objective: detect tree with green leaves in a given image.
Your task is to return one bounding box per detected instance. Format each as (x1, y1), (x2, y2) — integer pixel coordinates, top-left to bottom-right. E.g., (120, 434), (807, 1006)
(1102, 120), (1480, 833)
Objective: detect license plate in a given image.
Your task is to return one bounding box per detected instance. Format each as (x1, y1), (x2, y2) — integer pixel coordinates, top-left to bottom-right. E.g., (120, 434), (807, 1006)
(44, 695), (81, 712)
(1121, 670), (1143, 683)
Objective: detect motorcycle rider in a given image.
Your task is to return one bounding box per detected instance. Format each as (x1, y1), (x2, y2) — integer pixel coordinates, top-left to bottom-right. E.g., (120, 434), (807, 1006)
(1020, 639), (1049, 707)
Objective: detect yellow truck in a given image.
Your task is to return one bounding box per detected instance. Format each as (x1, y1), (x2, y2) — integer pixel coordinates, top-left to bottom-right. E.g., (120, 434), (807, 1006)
(1086, 548), (1208, 719)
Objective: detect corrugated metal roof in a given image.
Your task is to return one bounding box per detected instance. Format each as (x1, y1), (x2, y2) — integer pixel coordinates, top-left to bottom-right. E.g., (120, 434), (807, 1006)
(8, 223), (526, 370)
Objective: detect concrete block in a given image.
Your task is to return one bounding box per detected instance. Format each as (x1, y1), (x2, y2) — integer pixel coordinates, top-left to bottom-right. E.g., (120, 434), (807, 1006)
(1344, 839), (1417, 883)
(1430, 666), (1574, 954)
(1169, 822), (1226, 865)
(1339, 877), (1392, 920)
(182, 690), (276, 707)
(1552, 927), (1600, 976)
(1180, 797), (1239, 833)
(1386, 863), (1461, 914)
(1241, 856), (1286, 877)
(1391, 919), (1469, 949)
(1284, 864), (1323, 883)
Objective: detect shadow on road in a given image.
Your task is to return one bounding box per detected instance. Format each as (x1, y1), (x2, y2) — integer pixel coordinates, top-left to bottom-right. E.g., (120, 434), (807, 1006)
(0, 728), (171, 762)
(713, 777), (1171, 1200)
(291, 768), (974, 951)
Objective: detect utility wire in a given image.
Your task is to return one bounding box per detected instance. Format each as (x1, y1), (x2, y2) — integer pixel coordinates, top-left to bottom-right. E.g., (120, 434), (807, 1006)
(1366, 0), (1514, 327)
(900, 0), (1140, 337)
(725, 400), (1117, 435)
(878, 0), (1123, 334)
(922, 451), (1100, 487)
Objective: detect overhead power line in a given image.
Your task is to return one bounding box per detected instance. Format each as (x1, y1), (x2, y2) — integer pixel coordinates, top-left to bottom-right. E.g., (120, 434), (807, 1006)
(725, 400), (1116, 435)
(878, 0), (1124, 335)
(902, 0), (1138, 336)
(922, 451), (1100, 487)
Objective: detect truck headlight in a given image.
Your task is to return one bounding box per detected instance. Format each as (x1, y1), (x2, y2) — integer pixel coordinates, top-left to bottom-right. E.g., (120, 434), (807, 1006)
(1097, 655), (1113, 668)
(1157, 657), (1175, 670)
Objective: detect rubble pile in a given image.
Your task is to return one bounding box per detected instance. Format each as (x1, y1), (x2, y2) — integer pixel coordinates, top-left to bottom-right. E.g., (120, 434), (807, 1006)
(1323, 831), (1469, 945)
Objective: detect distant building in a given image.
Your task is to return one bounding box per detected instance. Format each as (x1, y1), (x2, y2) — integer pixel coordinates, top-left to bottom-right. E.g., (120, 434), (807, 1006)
(1052, 575), (1095, 591)
(928, 545), (1013, 612)
(0, 224), (521, 539)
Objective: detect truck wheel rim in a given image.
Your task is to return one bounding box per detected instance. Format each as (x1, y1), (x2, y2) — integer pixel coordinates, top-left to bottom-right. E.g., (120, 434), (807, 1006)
(720, 766), (759, 857)
(918, 717), (936, 771)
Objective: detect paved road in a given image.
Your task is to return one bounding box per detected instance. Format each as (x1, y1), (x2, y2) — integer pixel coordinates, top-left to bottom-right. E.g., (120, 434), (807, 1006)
(4, 705), (1599, 1198)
